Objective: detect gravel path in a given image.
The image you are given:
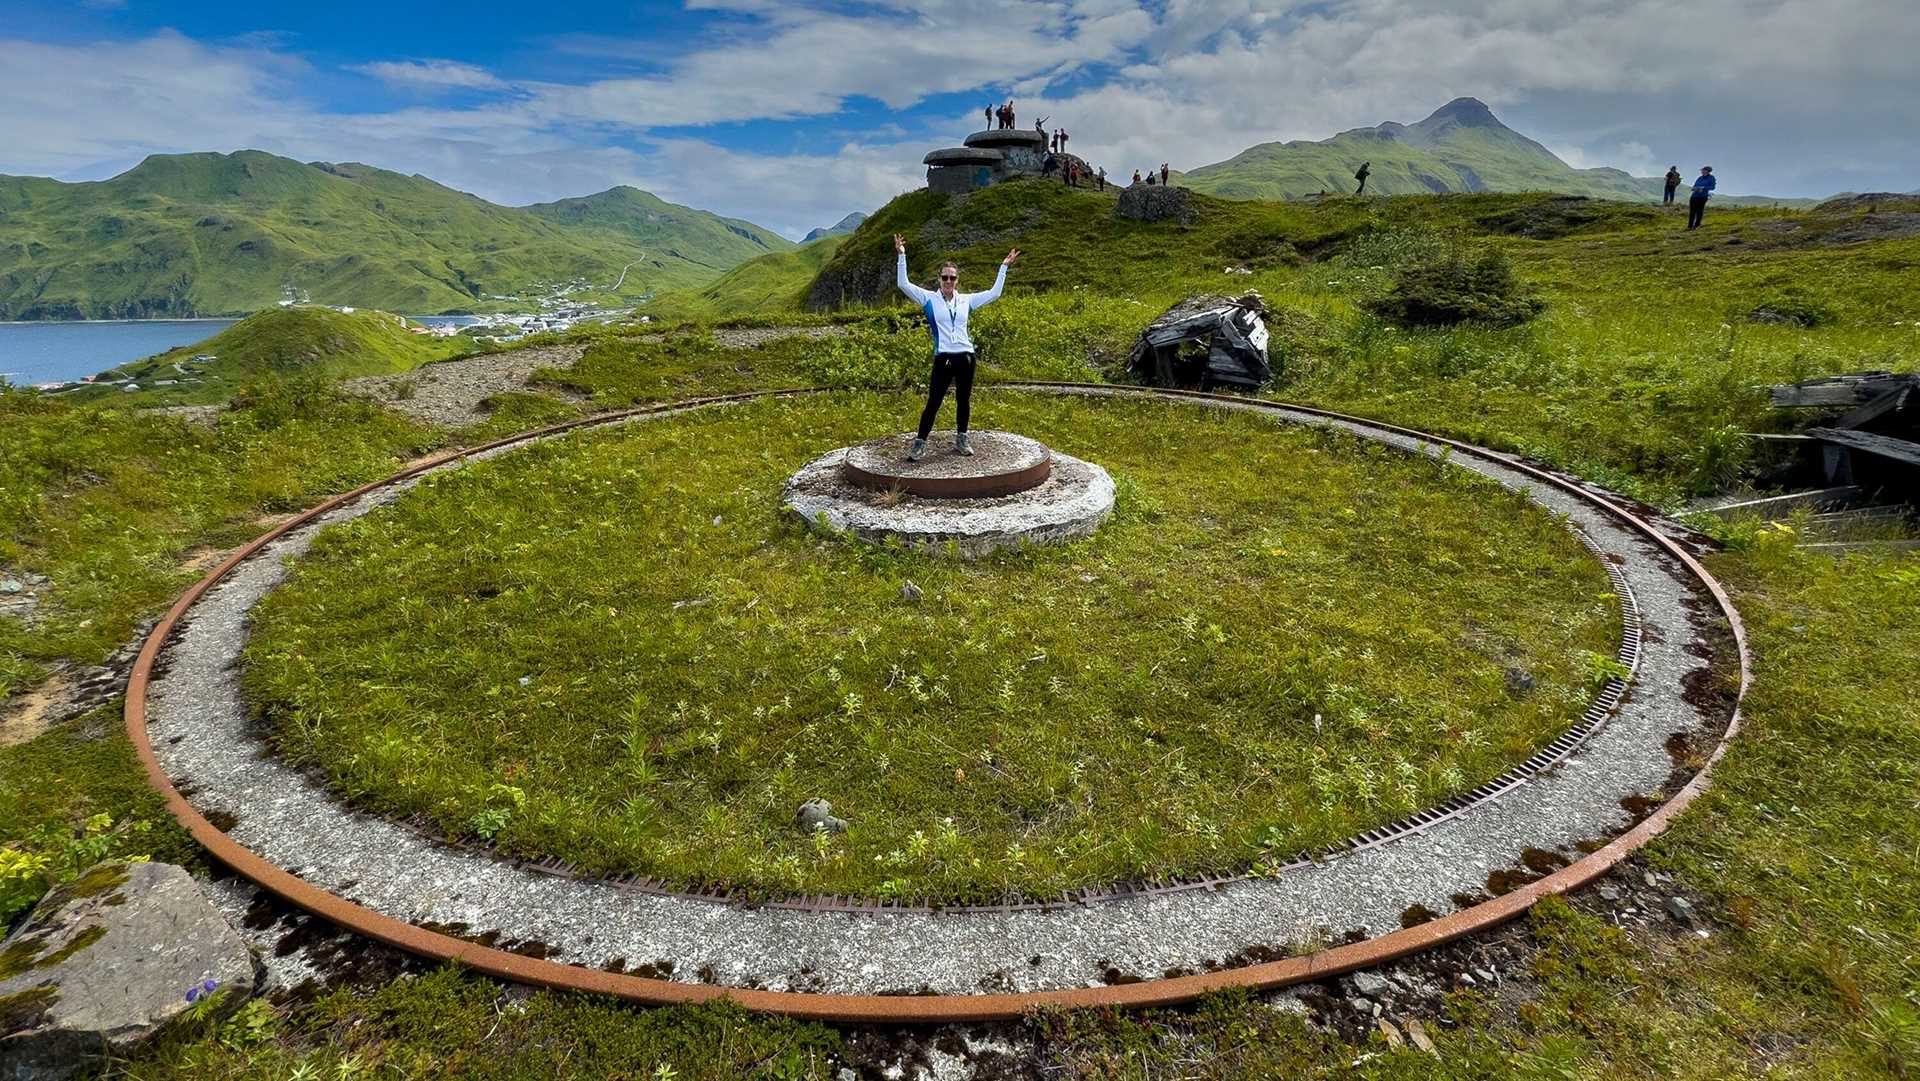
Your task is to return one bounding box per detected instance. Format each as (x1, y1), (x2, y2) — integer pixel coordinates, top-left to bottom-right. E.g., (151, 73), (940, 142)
(344, 344), (589, 427)
(144, 389), (1733, 997)
(345, 326), (850, 428)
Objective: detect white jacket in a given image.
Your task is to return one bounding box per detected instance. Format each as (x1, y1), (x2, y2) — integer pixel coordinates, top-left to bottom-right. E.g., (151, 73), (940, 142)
(897, 253), (1006, 354)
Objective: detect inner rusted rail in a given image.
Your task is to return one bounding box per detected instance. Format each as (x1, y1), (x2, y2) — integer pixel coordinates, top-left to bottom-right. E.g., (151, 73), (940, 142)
(124, 383), (1750, 1023)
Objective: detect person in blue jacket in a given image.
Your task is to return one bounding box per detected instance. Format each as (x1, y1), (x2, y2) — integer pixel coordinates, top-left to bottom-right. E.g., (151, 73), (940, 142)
(894, 233), (1020, 459)
(1687, 166), (1716, 230)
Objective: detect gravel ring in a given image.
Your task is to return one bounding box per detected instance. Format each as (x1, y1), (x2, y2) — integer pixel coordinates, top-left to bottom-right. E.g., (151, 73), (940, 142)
(132, 385), (1740, 1013)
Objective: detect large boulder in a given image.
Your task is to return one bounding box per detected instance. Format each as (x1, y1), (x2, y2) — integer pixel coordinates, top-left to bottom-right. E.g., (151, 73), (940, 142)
(1, 861), (257, 1080)
(1116, 184), (1196, 224)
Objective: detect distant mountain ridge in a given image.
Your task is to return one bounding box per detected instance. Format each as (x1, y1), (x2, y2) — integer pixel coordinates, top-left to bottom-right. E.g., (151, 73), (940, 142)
(803, 212), (867, 243)
(0, 151), (793, 320)
(1184, 98), (1689, 203)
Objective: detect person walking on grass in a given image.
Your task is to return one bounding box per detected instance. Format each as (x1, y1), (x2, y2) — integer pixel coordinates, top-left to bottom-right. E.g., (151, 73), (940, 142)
(1688, 166), (1716, 230)
(1663, 165), (1682, 204)
(1354, 161), (1371, 195)
(1097, 166), (1106, 191)
(894, 234), (1019, 460)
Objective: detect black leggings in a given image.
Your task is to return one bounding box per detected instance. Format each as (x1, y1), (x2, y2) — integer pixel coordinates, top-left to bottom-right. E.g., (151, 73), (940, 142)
(1688, 196), (1708, 230)
(917, 352), (975, 438)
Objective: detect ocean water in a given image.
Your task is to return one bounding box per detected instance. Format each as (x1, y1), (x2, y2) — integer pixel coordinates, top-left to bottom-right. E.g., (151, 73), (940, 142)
(0, 319), (239, 386)
(0, 316), (482, 387)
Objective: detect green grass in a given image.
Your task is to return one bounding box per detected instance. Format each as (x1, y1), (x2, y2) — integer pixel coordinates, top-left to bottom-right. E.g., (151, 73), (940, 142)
(0, 383), (437, 708)
(241, 392), (1615, 900)
(640, 236), (847, 322)
(1, 180), (1917, 1075)
(62, 307), (474, 405)
(0, 152), (792, 319)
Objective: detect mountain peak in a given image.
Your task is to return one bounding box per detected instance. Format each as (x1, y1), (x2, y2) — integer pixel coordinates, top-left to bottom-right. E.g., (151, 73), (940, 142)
(1420, 97), (1502, 129)
(803, 211), (867, 242)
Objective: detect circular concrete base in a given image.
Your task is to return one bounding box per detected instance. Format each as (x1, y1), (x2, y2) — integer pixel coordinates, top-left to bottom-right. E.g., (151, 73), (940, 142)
(842, 430), (1051, 498)
(786, 435), (1113, 558)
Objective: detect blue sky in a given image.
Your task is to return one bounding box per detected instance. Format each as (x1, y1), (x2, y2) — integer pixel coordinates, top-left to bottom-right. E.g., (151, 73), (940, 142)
(3, 0), (1916, 238)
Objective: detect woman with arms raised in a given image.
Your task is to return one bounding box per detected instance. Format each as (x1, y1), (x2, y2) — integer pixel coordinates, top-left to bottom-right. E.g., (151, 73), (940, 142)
(893, 233), (1020, 460)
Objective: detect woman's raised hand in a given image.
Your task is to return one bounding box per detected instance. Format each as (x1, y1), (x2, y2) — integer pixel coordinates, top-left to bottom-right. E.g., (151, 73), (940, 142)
(1002, 248), (1021, 266)
(893, 233), (906, 254)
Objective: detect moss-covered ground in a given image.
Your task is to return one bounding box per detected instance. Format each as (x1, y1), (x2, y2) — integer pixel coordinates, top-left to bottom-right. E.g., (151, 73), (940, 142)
(241, 392), (1613, 899)
(0, 187), (1915, 1075)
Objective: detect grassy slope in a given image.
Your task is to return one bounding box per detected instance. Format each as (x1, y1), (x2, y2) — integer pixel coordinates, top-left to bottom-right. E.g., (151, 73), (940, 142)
(0, 152), (788, 319)
(0, 182), (1915, 1075)
(56, 307), (472, 406)
(638, 235), (844, 322)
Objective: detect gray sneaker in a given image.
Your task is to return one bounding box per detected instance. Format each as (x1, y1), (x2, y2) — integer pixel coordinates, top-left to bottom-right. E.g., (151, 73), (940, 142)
(907, 436), (927, 461)
(954, 432), (974, 456)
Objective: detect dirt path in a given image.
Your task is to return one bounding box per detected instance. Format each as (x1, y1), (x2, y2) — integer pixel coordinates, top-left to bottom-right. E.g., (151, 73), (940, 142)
(345, 344), (591, 427)
(346, 326), (851, 428)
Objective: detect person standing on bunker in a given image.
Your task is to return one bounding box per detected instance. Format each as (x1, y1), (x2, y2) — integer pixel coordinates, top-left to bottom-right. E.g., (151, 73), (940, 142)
(984, 103), (993, 129)
(894, 233), (1019, 461)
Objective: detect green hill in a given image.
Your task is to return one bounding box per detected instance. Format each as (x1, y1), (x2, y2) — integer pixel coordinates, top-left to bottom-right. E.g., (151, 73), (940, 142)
(0, 151), (791, 320)
(64, 306), (469, 404)
(520, 186), (793, 274)
(641, 235), (845, 322)
(1180, 98), (1808, 207)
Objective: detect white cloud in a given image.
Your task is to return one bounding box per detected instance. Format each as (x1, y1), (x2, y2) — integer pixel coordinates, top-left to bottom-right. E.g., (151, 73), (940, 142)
(354, 59), (509, 92)
(3, 0), (1918, 235)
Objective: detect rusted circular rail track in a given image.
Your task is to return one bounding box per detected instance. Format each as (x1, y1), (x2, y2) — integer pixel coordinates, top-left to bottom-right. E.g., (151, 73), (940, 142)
(125, 383), (1749, 1023)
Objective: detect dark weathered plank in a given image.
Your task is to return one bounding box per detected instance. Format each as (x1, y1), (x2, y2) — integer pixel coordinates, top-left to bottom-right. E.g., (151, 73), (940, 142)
(1806, 427), (1920, 468)
(1770, 372), (1916, 408)
(1702, 486), (1862, 520)
(1835, 386), (1912, 431)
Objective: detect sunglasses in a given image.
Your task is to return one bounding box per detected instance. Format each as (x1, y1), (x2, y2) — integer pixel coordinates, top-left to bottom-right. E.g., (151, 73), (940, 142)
(939, 274), (957, 281)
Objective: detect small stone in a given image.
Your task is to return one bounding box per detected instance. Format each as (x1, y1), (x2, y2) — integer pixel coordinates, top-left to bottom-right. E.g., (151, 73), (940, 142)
(1405, 1018), (1439, 1056)
(1347, 996), (1372, 1014)
(1643, 871), (1659, 888)
(0, 579), (23, 594)
(796, 798), (847, 834)
(1351, 970), (1391, 997)
(1665, 896), (1697, 925)
(712, 515), (724, 526)
(838, 1069), (857, 1081)
(1597, 885), (1621, 903)
(899, 580), (924, 603)
(1504, 666), (1536, 693)
(1471, 967), (1496, 984)
(1376, 1018), (1404, 1048)
(1458, 972), (1476, 987)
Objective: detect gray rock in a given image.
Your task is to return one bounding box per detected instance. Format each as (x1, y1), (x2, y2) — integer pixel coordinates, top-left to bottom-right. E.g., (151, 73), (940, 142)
(1116, 184), (1196, 224)
(1665, 896), (1698, 925)
(1597, 885), (1621, 903)
(1351, 970), (1391, 997)
(796, 799), (848, 834)
(1504, 666), (1537, 693)
(899, 580), (924, 604)
(0, 580), (23, 595)
(0, 861), (256, 1079)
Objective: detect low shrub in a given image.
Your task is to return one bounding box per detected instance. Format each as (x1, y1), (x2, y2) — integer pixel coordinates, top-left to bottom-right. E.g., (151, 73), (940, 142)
(1747, 289), (1835, 327)
(1364, 246), (1545, 328)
